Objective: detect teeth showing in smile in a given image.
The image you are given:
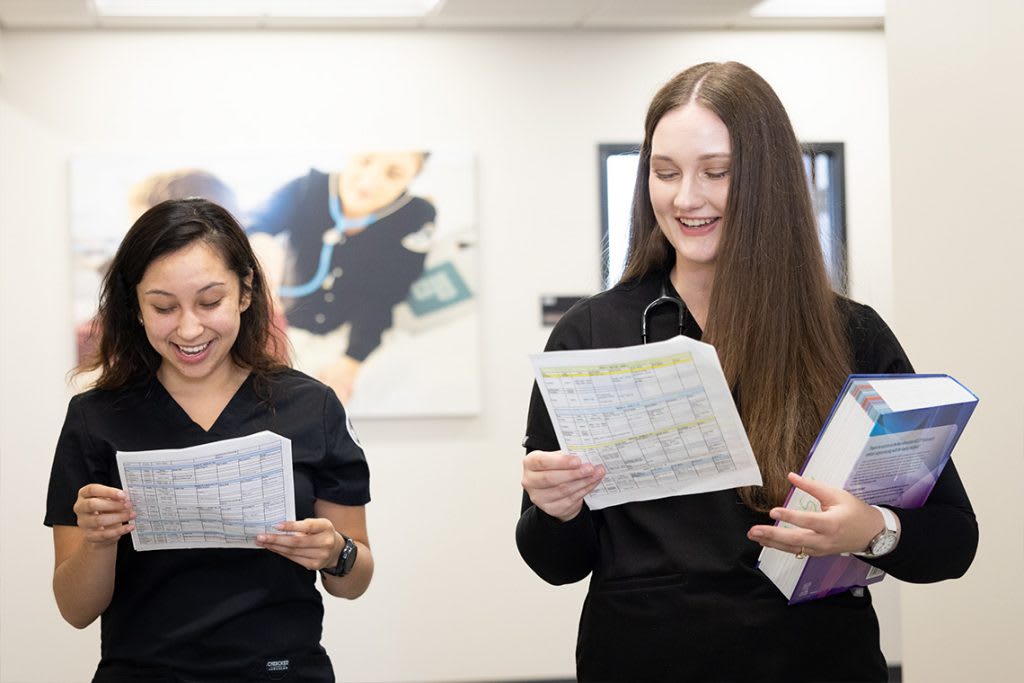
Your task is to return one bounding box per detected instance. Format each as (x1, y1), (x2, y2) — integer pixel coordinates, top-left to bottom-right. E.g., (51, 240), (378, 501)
(177, 342), (210, 355)
(679, 217), (717, 228)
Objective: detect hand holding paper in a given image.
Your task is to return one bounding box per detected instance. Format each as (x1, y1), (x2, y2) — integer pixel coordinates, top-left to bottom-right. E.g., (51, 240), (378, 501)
(72, 484), (136, 547)
(521, 450), (607, 522)
(257, 517), (339, 571)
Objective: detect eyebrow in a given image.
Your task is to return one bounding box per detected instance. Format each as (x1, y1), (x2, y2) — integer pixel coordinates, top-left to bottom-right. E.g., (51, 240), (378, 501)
(143, 282), (227, 296)
(651, 153), (731, 162)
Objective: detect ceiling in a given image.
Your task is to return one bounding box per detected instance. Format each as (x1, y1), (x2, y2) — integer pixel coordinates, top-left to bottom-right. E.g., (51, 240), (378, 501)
(0, 0), (885, 31)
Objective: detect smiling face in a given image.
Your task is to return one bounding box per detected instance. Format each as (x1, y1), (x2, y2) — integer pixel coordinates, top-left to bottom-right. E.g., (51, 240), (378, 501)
(648, 103), (732, 275)
(137, 240), (251, 391)
(338, 151), (423, 219)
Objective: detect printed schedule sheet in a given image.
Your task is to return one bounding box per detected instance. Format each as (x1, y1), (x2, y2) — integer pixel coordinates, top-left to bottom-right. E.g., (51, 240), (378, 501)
(531, 336), (762, 509)
(116, 431), (296, 551)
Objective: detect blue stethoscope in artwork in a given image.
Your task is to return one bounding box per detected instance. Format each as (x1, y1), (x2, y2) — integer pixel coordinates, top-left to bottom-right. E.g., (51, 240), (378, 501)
(642, 279), (688, 344)
(277, 193), (377, 298)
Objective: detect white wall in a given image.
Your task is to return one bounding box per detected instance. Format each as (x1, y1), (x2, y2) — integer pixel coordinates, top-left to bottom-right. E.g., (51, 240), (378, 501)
(886, 1), (1024, 680)
(0, 29), (893, 682)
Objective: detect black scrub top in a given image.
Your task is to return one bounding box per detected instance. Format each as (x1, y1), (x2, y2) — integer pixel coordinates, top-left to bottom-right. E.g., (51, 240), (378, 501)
(516, 273), (978, 683)
(45, 368), (369, 682)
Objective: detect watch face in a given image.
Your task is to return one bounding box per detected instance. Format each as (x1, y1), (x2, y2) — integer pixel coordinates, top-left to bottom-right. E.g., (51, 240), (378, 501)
(339, 536), (357, 574)
(321, 536), (357, 576)
(871, 531), (897, 556)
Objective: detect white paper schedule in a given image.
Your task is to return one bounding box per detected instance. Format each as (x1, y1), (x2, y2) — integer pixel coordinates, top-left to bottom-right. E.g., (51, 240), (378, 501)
(531, 336), (762, 509)
(116, 431), (296, 551)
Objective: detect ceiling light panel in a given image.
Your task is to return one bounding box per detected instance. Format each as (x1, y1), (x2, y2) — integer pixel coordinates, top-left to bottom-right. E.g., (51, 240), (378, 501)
(749, 0), (885, 18)
(93, 0), (443, 18)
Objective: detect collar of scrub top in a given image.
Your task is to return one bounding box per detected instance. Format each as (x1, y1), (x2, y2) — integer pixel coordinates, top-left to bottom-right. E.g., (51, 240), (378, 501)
(641, 277), (688, 344)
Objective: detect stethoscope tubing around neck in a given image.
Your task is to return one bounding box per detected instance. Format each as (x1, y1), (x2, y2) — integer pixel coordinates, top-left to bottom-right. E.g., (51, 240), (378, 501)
(641, 278), (687, 344)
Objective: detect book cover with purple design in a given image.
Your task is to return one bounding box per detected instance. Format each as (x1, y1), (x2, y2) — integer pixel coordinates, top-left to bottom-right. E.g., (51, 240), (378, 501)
(757, 374), (977, 604)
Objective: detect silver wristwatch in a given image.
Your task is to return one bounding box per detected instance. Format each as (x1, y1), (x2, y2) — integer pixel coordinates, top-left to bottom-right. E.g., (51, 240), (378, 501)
(854, 505), (899, 559)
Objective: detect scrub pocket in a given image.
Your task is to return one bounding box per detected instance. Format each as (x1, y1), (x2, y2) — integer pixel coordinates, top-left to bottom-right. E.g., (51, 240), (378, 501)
(576, 573), (691, 682)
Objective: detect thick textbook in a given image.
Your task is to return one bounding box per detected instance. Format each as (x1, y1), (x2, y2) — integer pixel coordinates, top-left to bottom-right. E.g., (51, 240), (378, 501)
(757, 374), (977, 604)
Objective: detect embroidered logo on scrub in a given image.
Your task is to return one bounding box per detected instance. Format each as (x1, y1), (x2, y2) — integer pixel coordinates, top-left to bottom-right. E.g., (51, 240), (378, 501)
(265, 659), (290, 680)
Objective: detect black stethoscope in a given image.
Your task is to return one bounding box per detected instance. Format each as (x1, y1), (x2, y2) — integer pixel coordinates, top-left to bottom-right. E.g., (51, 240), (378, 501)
(642, 279), (688, 344)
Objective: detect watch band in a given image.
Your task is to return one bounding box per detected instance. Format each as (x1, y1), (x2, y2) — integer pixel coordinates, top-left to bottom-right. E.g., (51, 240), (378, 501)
(875, 505), (898, 535)
(853, 505), (900, 559)
(320, 533), (357, 577)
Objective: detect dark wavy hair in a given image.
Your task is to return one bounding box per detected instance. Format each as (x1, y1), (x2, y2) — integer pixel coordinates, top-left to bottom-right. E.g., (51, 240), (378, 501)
(622, 62), (852, 511)
(78, 198), (286, 393)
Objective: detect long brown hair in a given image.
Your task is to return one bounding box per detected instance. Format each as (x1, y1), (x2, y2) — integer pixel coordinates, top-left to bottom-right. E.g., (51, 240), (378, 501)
(78, 198), (286, 394)
(622, 62), (851, 511)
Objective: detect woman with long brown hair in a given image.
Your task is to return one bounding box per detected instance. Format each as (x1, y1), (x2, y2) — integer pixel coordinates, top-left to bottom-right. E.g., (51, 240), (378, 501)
(46, 199), (373, 682)
(517, 62), (977, 681)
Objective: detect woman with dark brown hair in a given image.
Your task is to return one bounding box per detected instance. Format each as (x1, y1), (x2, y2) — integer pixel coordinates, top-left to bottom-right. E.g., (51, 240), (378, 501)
(45, 199), (373, 682)
(517, 62), (977, 682)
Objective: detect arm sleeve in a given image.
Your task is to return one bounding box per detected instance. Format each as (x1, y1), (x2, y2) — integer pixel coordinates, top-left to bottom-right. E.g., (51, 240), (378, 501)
(850, 304), (979, 582)
(515, 301), (600, 585)
(44, 397), (109, 527)
(314, 387), (371, 506)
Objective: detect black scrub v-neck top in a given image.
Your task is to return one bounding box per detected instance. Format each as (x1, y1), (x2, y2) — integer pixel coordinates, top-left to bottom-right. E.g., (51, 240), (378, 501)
(517, 273), (978, 683)
(45, 368), (369, 681)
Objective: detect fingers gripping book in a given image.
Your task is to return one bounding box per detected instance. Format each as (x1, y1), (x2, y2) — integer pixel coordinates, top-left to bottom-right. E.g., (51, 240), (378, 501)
(757, 374), (977, 604)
